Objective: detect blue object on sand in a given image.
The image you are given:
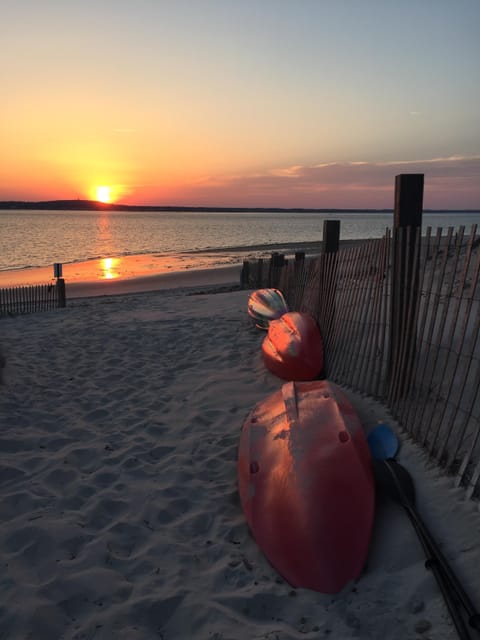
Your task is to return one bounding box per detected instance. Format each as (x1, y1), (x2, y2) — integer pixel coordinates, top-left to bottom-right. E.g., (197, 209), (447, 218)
(367, 423), (399, 460)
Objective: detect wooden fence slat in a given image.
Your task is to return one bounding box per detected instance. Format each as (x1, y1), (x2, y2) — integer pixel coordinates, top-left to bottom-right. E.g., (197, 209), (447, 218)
(374, 229), (392, 399)
(326, 246), (355, 379)
(388, 228), (407, 405)
(364, 233), (390, 397)
(336, 242), (367, 383)
(408, 229), (451, 441)
(0, 281), (66, 316)
(320, 252), (346, 376)
(417, 228), (456, 446)
(419, 228), (466, 449)
(353, 242), (379, 387)
(403, 228), (439, 434)
(319, 251), (339, 363)
(427, 226), (476, 460)
(342, 242), (374, 387)
(360, 239), (386, 391)
(443, 242), (480, 473)
(390, 227), (422, 410)
(398, 227), (433, 424)
(241, 224), (480, 501)
(327, 245), (361, 379)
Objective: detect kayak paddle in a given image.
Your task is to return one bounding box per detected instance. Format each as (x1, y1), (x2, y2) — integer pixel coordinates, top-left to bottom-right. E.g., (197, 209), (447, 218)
(367, 422), (399, 460)
(373, 458), (480, 639)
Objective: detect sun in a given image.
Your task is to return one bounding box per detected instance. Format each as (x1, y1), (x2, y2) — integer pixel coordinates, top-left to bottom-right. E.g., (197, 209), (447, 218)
(95, 185), (112, 203)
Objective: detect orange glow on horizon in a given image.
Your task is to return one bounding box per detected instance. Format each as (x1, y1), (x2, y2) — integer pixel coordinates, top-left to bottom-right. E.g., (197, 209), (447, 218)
(86, 183), (133, 204)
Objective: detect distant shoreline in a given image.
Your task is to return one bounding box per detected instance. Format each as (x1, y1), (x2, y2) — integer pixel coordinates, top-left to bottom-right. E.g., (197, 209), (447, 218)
(0, 242), (360, 294)
(0, 199), (478, 213)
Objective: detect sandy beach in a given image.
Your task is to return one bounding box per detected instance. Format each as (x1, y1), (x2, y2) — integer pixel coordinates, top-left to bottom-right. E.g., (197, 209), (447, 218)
(1, 274), (480, 640)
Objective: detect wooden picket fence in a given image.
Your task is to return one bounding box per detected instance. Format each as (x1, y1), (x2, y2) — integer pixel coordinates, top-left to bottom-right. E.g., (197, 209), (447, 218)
(0, 279), (66, 317)
(241, 224), (480, 502)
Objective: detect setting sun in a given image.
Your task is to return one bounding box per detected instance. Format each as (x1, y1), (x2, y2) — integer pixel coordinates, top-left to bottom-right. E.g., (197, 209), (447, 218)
(95, 186), (112, 203)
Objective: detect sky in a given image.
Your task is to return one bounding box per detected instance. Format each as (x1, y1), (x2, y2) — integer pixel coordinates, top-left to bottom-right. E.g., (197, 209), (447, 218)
(1, 0), (479, 209)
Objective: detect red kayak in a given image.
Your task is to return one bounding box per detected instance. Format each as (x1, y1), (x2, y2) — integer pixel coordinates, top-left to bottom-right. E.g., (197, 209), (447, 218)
(238, 380), (375, 593)
(262, 311), (323, 380)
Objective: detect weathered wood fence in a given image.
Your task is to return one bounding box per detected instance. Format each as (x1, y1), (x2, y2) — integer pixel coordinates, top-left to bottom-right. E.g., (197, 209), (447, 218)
(241, 174), (480, 502)
(242, 225), (480, 501)
(0, 279), (66, 317)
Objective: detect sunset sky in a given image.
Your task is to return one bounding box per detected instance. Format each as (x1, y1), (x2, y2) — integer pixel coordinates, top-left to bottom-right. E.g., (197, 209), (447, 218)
(2, 0), (479, 209)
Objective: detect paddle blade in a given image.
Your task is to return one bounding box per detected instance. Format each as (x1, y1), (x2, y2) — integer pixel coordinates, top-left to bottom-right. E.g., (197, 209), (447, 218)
(372, 458), (416, 507)
(367, 423), (399, 460)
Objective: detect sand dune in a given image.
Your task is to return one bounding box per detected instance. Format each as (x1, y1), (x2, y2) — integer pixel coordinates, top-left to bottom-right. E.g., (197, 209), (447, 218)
(1, 285), (479, 639)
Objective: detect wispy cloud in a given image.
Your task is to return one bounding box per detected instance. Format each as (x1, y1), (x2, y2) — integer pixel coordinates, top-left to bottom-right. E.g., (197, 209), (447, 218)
(269, 165), (304, 178)
(174, 156), (480, 209)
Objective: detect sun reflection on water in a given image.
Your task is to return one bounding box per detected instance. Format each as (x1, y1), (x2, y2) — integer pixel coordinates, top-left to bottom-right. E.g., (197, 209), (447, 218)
(100, 257), (120, 279)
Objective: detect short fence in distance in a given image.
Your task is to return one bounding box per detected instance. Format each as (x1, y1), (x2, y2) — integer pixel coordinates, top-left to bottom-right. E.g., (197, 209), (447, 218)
(0, 279), (66, 317)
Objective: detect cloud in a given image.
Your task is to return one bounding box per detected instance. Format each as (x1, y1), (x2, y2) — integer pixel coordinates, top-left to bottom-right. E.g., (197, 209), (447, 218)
(172, 156), (480, 209)
(269, 165), (304, 178)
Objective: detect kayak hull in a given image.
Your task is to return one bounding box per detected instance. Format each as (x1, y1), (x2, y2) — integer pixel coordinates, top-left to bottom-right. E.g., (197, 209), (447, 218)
(247, 288), (289, 330)
(238, 380), (375, 593)
(262, 311), (323, 380)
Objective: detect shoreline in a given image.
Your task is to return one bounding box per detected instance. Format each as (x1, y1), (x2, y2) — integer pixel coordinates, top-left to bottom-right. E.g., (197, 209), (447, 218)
(0, 262), (244, 300)
(0, 240), (368, 298)
(0, 233), (465, 301)
(0, 254), (246, 298)
(1, 199), (479, 213)
(66, 264), (243, 299)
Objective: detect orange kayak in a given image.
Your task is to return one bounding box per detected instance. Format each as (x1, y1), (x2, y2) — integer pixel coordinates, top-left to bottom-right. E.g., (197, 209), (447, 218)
(238, 380), (375, 593)
(262, 311), (324, 380)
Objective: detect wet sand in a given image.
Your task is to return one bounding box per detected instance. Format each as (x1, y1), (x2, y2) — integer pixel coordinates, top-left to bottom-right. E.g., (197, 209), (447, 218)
(0, 240), (366, 299)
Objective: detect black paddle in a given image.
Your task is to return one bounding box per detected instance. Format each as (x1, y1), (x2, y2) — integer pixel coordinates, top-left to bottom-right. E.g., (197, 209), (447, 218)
(373, 458), (480, 639)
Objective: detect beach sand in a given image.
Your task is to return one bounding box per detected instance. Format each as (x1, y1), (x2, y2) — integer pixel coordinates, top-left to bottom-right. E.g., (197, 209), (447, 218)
(1, 276), (479, 639)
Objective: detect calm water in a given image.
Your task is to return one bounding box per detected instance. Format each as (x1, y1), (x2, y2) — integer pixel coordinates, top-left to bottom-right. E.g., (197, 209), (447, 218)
(1, 209), (479, 271)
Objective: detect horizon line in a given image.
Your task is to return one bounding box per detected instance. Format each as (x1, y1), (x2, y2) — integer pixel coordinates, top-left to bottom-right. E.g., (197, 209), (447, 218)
(0, 199), (479, 214)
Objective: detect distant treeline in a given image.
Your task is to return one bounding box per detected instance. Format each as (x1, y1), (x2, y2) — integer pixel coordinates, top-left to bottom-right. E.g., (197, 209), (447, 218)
(0, 200), (477, 214)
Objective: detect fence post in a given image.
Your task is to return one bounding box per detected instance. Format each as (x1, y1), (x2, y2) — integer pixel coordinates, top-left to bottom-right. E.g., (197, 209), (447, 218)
(268, 252), (276, 287)
(389, 173), (424, 397)
(290, 251), (306, 309)
(256, 258), (264, 288)
(269, 252), (285, 288)
(323, 220), (340, 254)
(56, 278), (66, 308)
(319, 221), (340, 373)
(240, 260), (250, 288)
(295, 251), (305, 264)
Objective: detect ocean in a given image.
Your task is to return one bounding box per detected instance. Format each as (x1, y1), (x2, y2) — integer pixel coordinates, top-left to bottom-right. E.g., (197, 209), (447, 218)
(1, 209), (479, 273)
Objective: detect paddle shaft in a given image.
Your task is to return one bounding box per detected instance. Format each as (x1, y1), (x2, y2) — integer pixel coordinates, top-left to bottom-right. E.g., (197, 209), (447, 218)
(404, 502), (480, 633)
(378, 458), (480, 634)
(404, 506), (475, 640)
(382, 458), (480, 633)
